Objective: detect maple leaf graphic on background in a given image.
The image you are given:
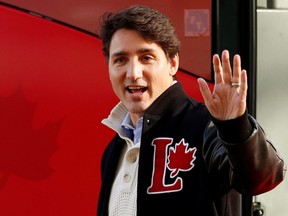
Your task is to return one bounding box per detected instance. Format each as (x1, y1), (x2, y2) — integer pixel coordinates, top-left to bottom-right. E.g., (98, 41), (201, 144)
(0, 87), (62, 190)
(167, 139), (197, 178)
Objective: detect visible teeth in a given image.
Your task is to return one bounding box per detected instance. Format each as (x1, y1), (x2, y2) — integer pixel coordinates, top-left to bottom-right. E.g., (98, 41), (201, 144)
(129, 86), (143, 89)
(127, 86), (147, 93)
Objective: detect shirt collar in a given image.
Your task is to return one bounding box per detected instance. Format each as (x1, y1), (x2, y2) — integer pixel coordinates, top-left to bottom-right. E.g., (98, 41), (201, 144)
(121, 113), (143, 144)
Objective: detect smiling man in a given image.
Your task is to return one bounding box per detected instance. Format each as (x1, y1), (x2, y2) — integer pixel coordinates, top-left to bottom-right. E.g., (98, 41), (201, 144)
(97, 5), (285, 216)
(108, 28), (179, 125)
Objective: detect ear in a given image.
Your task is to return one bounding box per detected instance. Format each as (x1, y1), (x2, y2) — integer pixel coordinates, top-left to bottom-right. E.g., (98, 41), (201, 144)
(169, 53), (179, 76)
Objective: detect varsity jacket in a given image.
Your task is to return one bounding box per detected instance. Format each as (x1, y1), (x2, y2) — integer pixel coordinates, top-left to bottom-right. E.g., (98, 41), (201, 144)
(98, 82), (285, 216)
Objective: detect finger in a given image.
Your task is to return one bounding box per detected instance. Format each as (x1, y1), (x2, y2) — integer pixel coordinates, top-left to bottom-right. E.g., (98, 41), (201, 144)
(239, 69), (248, 99)
(221, 50), (232, 84)
(212, 54), (222, 85)
(232, 54), (241, 83)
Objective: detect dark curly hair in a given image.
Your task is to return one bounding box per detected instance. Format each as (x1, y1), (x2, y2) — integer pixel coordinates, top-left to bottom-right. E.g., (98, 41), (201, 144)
(99, 5), (180, 60)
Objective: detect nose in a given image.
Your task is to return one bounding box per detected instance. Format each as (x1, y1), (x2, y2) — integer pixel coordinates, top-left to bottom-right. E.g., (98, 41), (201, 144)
(126, 59), (143, 80)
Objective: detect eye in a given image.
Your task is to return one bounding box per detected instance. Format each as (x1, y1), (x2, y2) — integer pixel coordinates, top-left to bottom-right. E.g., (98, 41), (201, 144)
(113, 56), (127, 65)
(141, 55), (154, 63)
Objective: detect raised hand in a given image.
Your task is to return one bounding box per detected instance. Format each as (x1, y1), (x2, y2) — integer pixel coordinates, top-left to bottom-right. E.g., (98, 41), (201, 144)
(197, 50), (247, 120)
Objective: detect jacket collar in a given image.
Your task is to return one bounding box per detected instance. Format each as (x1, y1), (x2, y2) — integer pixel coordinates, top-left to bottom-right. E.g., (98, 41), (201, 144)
(144, 82), (189, 117)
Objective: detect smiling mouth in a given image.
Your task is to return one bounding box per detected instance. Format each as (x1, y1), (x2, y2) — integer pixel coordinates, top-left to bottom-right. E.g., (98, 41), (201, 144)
(126, 86), (147, 94)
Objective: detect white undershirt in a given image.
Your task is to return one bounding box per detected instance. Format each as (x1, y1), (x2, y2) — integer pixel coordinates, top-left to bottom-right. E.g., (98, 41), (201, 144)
(108, 142), (140, 216)
(102, 108), (142, 216)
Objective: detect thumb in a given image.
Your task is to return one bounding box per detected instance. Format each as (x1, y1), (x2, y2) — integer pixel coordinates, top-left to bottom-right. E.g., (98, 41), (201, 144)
(197, 78), (212, 102)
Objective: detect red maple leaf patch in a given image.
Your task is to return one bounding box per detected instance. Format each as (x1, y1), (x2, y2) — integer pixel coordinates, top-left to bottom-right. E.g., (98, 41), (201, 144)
(167, 139), (197, 178)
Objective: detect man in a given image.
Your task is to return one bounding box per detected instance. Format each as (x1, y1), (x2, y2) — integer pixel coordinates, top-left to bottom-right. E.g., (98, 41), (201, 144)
(97, 5), (285, 216)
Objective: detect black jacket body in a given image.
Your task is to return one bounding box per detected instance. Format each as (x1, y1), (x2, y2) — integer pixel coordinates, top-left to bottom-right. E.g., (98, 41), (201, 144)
(98, 82), (285, 216)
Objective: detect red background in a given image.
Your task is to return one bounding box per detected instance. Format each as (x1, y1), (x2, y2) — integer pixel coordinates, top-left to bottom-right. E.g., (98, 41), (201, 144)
(0, 4), (213, 216)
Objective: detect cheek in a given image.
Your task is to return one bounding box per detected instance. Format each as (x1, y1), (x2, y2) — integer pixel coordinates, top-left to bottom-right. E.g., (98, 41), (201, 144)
(110, 76), (120, 91)
(109, 72), (114, 82)
(109, 69), (121, 83)
(110, 80), (122, 100)
(109, 72), (124, 94)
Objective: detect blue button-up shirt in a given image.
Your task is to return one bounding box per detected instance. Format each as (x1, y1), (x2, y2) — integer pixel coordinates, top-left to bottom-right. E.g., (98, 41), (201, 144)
(121, 114), (143, 144)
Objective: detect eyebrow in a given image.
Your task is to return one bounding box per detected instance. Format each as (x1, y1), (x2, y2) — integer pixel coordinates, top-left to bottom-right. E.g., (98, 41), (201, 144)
(110, 48), (155, 58)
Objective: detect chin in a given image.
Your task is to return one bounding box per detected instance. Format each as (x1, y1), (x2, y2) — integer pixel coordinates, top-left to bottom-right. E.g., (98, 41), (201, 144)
(127, 103), (149, 114)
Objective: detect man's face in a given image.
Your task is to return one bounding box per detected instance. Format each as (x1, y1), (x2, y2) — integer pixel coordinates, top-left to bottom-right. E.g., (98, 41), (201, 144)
(108, 28), (179, 124)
